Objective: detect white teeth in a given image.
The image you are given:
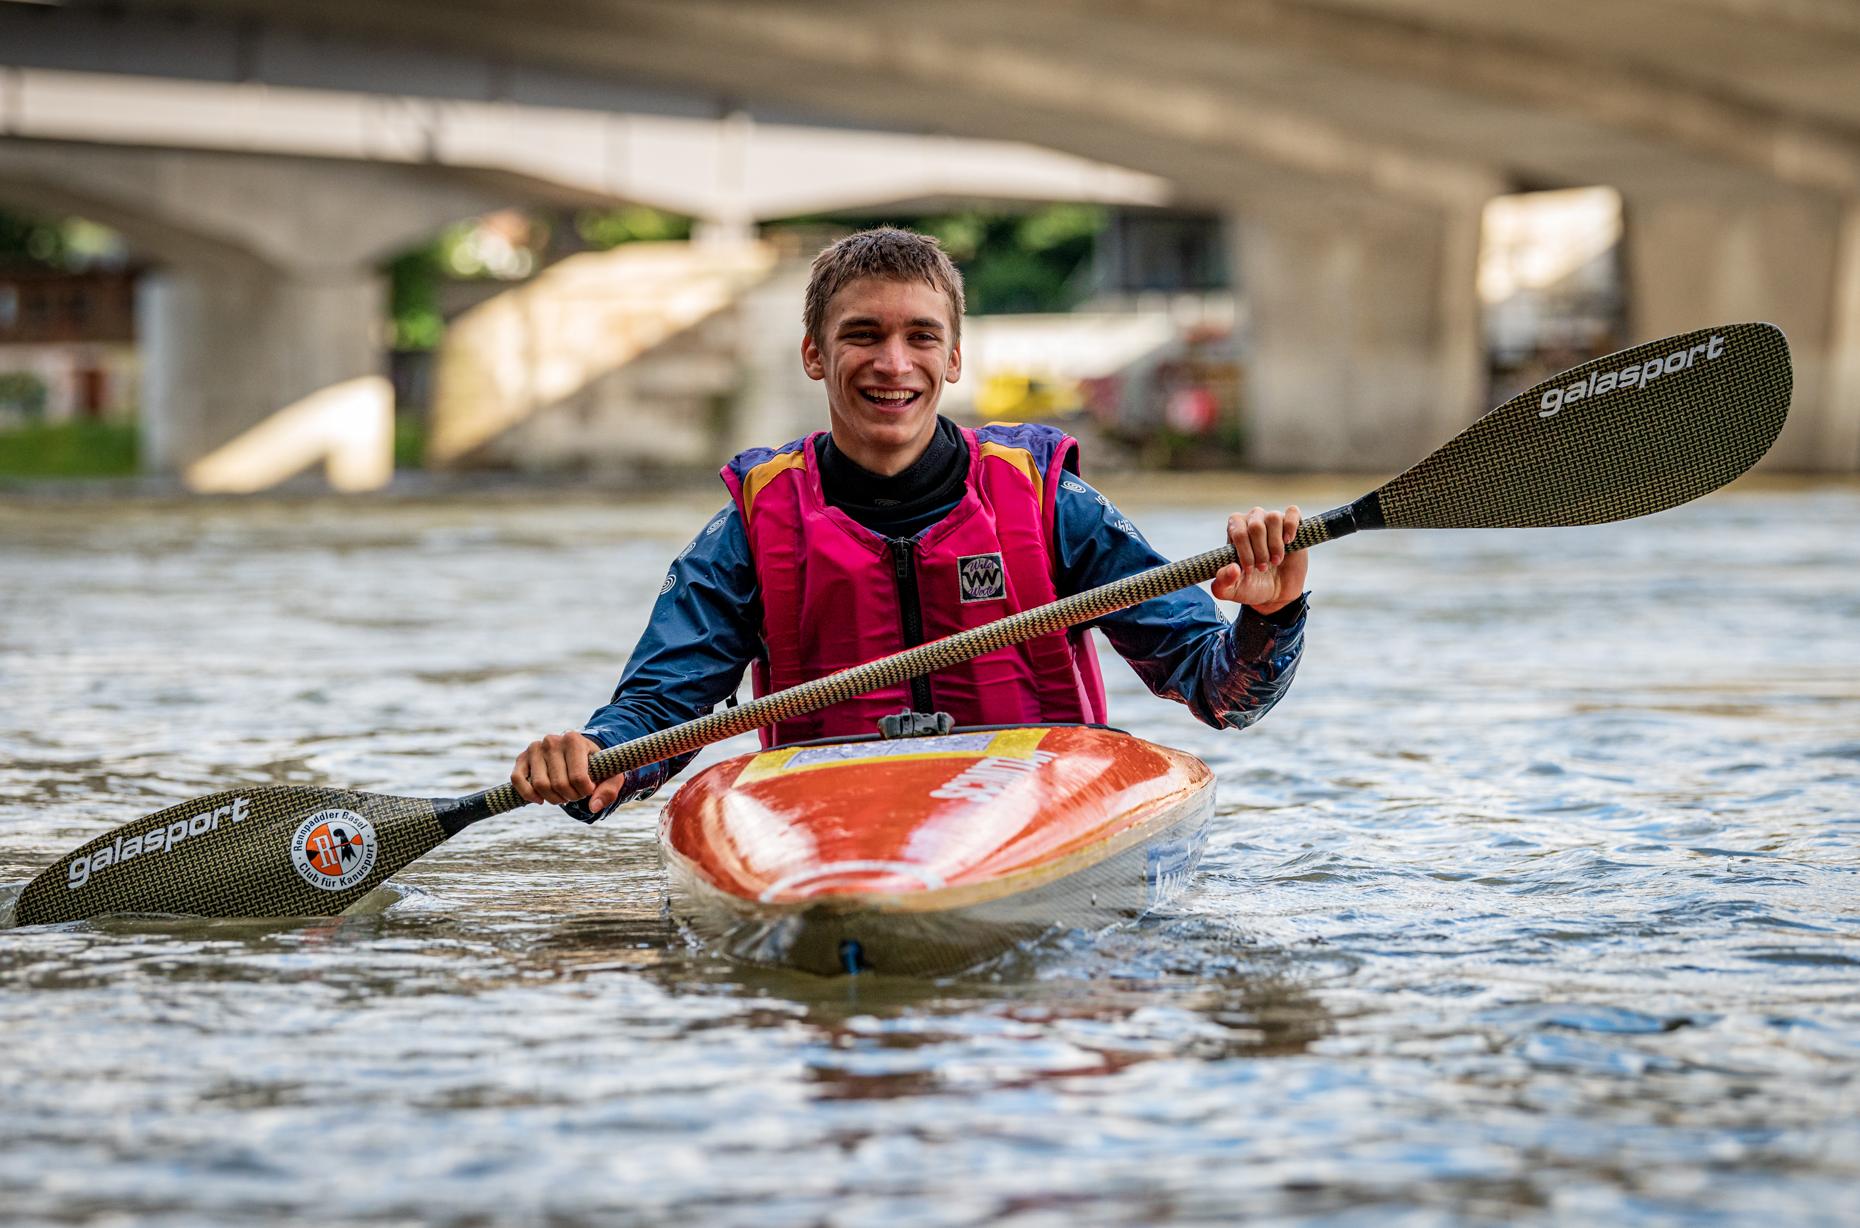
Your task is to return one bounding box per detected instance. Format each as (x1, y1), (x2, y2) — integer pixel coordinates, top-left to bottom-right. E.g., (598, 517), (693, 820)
(866, 390), (916, 401)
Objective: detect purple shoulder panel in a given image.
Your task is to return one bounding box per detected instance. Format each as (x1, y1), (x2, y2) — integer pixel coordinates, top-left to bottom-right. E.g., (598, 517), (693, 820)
(974, 420), (1078, 472)
(722, 433), (813, 485)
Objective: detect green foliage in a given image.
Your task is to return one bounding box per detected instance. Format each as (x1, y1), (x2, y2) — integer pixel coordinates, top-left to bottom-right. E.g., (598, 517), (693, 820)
(0, 210), (128, 271)
(0, 420), (139, 477)
(575, 206), (692, 249)
(1016, 204), (1106, 254)
(964, 247), (1077, 316)
(387, 248), (444, 351)
(393, 414), (425, 469)
(814, 204), (1109, 315)
(0, 372), (49, 418)
(924, 213), (986, 261)
(0, 213), (66, 266)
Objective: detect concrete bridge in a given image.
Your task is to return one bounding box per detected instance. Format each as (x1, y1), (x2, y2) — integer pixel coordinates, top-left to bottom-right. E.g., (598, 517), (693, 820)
(5, 0), (1859, 476)
(0, 13), (1166, 487)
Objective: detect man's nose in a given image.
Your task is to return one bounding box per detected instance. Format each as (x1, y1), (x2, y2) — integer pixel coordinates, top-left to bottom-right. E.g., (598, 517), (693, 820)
(874, 336), (912, 375)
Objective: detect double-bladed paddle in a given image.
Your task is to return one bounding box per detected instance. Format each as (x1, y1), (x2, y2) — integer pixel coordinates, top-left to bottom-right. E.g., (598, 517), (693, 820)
(12, 322), (1792, 926)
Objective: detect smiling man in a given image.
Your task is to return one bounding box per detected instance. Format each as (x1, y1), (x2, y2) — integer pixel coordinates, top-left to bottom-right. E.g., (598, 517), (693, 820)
(512, 227), (1309, 815)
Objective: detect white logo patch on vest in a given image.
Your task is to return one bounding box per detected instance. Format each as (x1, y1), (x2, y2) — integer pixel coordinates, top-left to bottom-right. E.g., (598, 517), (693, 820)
(957, 552), (1007, 603)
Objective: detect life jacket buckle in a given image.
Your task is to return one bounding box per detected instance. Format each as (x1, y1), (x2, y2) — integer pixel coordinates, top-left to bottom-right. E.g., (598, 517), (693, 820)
(877, 710), (955, 739)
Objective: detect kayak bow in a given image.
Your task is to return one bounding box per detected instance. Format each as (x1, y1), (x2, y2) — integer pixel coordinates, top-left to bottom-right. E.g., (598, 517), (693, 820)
(659, 725), (1214, 976)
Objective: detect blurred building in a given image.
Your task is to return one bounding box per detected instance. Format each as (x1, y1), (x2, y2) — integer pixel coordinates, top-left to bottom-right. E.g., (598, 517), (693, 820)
(0, 267), (139, 426)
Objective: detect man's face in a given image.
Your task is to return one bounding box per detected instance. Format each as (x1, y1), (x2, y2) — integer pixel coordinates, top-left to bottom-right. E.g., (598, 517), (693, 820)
(802, 275), (962, 477)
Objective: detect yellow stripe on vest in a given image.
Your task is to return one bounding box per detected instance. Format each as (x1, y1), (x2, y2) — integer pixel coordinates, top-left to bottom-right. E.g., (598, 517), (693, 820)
(978, 441), (1042, 515)
(740, 450), (809, 523)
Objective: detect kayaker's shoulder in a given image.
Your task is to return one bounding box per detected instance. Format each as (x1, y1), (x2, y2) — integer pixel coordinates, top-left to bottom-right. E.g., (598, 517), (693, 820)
(722, 433), (816, 483)
(970, 421), (1081, 475)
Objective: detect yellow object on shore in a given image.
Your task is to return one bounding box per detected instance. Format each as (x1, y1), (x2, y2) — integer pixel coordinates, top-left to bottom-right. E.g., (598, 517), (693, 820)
(975, 371), (1084, 421)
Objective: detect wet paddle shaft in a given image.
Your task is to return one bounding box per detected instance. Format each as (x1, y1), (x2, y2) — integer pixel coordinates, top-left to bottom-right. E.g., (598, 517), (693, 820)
(14, 322), (1793, 926)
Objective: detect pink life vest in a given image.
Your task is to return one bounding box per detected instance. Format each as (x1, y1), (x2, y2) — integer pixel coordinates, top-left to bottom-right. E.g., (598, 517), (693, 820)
(721, 423), (1109, 747)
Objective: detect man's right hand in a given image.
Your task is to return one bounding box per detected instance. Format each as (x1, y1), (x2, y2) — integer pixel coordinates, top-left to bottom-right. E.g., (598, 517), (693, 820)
(511, 731), (627, 814)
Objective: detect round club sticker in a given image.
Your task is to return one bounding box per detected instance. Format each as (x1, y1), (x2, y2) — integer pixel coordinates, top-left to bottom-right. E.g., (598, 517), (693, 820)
(289, 808), (379, 891)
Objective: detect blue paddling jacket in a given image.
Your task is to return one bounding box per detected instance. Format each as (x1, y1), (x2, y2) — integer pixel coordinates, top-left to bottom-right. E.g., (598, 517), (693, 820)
(572, 435), (1307, 815)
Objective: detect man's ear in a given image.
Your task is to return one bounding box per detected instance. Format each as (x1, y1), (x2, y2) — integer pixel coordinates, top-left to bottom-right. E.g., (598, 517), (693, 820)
(801, 334), (826, 382)
(945, 342), (962, 385)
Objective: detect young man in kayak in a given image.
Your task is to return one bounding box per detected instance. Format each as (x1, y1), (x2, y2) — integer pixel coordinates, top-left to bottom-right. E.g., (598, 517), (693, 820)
(512, 227), (1309, 816)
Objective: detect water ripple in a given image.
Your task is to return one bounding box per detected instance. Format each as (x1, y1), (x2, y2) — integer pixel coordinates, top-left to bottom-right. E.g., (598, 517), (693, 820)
(2, 487), (1858, 1225)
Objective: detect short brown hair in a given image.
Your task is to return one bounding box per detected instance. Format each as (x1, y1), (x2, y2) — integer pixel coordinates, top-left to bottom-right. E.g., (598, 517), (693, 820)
(803, 227), (966, 345)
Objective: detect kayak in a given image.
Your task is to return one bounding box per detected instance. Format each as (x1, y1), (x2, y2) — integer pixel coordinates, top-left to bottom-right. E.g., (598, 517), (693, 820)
(658, 724), (1214, 976)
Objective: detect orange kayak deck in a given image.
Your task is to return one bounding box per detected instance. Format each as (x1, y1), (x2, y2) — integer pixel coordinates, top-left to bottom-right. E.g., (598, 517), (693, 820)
(659, 725), (1214, 976)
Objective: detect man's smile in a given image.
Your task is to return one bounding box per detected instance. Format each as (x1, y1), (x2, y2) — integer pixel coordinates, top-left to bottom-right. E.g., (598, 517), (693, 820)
(861, 388), (923, 408)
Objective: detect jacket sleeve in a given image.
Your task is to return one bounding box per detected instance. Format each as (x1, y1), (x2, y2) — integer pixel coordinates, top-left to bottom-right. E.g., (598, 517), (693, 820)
(564, 506), (761, 820)
(1052, 474), (1307, 730)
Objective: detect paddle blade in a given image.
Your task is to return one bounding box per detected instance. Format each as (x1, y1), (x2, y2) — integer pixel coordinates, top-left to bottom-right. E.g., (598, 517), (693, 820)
(1291, 322), (1791, 550)
(1386, 322), (1790, 530)
(14, 786), (448, 926)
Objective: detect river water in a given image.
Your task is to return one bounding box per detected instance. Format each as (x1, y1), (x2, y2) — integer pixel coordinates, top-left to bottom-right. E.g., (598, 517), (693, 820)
(2, 480), (1856, 1226)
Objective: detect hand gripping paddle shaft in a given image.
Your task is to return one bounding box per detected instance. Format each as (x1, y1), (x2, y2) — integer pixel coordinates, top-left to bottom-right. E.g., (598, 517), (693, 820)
(13, 322), (1792, 926)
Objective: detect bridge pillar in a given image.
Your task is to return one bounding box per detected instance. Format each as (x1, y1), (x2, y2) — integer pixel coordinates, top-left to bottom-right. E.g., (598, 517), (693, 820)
(0, 141), (506, 490)
(139, 265), (390, 490)
(1625, 193), (1860, 472)
(1233, 199), (1486, 472)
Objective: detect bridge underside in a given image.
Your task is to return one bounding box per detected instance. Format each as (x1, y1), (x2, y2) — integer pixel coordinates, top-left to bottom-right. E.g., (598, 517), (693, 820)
(5, 0), (1859, 475)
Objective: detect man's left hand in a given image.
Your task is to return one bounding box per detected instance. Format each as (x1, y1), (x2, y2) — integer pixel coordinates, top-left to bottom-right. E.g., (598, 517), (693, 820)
(1212, 505), (1307, 615)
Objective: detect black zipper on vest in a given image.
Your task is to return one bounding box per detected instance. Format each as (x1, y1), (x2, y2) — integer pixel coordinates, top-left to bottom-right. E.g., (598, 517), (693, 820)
(888, 537), (935, 713)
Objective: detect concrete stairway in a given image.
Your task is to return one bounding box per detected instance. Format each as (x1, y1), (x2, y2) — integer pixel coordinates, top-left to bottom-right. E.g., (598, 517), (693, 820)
(427, 240), (804, 474)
